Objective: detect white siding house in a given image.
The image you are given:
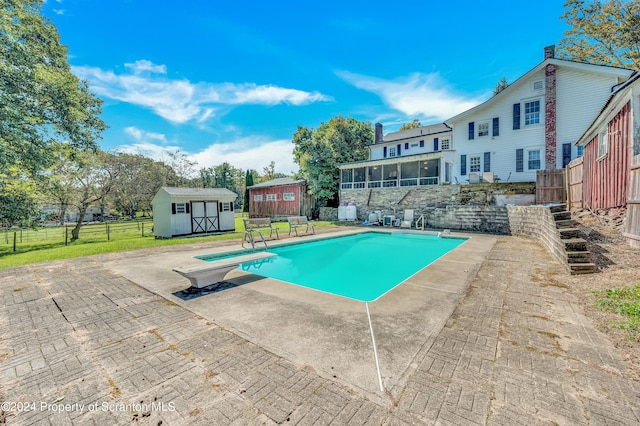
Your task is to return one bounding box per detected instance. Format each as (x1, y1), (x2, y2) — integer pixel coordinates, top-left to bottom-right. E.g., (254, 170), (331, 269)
(445, 46), (633, 183)
(152, 187), (237, 238)
(339, 123), (455, 189)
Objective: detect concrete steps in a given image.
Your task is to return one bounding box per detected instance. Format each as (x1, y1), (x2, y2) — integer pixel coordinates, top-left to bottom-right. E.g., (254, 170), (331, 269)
(551, 204), (596, 274)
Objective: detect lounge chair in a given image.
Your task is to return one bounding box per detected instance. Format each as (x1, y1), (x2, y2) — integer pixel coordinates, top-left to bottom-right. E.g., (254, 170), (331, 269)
(400, 209), (414, 228)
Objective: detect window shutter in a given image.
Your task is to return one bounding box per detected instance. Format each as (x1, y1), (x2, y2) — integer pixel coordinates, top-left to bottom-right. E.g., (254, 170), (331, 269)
(460, 155), (467, 175)
(230, 202), (234, 211)
(171, 203), (176, 214)
(468, 122), (475, 140)
(562, 143), (571, 167)
(513, 104), (521, 130)
(484, 152), (491, 172)
(186, 203), (190, 214)
(492, 117), (499, 136)
(516, 149), (524, 172)
(383, 147), (387, 158)
(434, 138), (439, 151)
(397, 144), (401, 156)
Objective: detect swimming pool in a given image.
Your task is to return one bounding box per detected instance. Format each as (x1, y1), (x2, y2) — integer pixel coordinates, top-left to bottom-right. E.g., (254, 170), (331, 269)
(214, 232), (466, 302)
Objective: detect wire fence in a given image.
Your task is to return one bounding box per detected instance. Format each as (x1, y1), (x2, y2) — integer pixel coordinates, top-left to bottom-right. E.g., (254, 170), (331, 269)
(1, 219), (154, 252)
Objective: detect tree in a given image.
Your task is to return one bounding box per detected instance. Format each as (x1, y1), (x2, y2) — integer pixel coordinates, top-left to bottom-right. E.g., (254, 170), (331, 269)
(493, 76), (509, 95)
(108, 152), (174, 218)
(0, 0), (106, 175)
(293, 116), (373, 207)
(0, 167), (40, 228)
(399, 119), (422, 130)
(557, 0), (640, 69)
(243, 170), (254, 213)
(61, 150), (119, 241)
(163, 150), (196, 186)
(260, 161), (288, 182)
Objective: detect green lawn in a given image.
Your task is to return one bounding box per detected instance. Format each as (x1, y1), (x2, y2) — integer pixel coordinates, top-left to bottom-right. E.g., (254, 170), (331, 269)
(0, 217), (339, 269)
(594, 285), (640, 341)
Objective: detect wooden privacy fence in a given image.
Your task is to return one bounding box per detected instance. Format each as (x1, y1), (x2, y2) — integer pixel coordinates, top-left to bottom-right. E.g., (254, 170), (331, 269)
(623, 155), (640, 248)
(536, 169), (566, 204)
(566, 156), (584, 210)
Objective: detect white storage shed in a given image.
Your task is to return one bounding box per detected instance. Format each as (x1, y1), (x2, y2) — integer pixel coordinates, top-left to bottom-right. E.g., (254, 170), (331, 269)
(152, 187), (237, 238)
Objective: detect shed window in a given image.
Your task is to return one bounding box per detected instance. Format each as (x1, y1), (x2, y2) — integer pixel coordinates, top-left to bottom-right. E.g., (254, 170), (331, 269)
(266, 194), (277, 201)
(597, 128), (608, 159)
(283, 192), (295, 201)
(221, 202), (232, 212)
(175, 203), (186, 214)
(253, 194), (263, 202)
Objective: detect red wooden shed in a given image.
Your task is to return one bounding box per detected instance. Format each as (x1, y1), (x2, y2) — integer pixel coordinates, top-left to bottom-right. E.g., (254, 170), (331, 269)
(248, 178), (315, 219)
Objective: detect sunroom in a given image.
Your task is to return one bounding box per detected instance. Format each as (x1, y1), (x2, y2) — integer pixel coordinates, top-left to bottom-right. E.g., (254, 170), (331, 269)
(339, 153), (451, 190)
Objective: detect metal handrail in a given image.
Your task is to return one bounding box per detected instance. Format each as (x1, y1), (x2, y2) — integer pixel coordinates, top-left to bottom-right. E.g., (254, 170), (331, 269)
(242, 229), (268, 250)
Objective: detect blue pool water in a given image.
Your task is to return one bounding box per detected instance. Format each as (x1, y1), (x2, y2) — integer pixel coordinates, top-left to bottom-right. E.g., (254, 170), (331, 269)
(218, 232), (466, 302)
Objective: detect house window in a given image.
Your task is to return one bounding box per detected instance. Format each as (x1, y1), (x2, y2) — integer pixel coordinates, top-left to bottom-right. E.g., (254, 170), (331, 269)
(419, 140), (424, 148)
(389, 147), (396, 157)
(283, 192), (295, 201)
(577, 146), (584, 157)
(528, 149), (541, 170)
(253, 194), (263, 202)
(598, 128), (608, 159)
(404, 143), (409, 150)
(470, 156), (481, 173)
(478, 122), (489, 137)
(266, 194), (277, 201)
(525, 100), (540, 125)
(441, 138), (450, 150)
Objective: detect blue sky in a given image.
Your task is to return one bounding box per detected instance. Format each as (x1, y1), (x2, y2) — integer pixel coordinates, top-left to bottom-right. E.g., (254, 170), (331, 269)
(44, 0), (570, 174)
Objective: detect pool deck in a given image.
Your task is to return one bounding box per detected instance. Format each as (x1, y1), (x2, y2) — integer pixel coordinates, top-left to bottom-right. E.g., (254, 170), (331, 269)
(1, 228), (638, 425)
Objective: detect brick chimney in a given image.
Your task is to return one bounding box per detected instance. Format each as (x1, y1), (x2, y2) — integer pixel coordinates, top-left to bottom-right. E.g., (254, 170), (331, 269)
(544, 45), (555, 60)
(545, 61), (557, 168)
(375, 122), (383, 143)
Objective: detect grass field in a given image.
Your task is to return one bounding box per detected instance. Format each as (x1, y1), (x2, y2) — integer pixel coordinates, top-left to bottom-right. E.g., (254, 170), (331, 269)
(594, 285), (640, 341)
(0, 217), (338, 269)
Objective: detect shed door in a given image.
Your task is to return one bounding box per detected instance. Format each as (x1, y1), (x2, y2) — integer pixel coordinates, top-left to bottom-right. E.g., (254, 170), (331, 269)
(191, 201), (220, 234)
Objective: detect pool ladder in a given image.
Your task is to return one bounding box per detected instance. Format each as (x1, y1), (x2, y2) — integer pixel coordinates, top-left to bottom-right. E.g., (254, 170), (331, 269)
(415, 214), (426, 231)
(242, 229), (268, 250)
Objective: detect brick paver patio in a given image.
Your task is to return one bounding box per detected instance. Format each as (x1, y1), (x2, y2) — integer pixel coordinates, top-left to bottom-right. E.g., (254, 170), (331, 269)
(1, 236), (638, 425)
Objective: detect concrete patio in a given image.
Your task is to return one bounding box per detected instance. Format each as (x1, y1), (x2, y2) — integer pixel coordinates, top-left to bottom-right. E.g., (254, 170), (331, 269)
(0, 230), (638, 425)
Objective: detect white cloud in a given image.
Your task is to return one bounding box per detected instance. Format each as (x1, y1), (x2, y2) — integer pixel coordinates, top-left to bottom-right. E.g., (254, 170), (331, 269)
(117, 127), (298, 175)
(72, 61), (330, 124)
(125, 60), (167, 75)
(193, 138), (298, 174)
(337, 70), (488, 122)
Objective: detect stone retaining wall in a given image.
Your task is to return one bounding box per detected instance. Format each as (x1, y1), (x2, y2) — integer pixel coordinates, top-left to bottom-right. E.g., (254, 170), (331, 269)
(506, 205), (568, 268)
(426, 206), (511, 234)
(339, 182), (535, 220)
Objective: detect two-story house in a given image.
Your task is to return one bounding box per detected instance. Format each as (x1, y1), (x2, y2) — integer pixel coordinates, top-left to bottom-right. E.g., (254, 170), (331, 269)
(339, 122), (454, 190)
(445, 46), (634, 183)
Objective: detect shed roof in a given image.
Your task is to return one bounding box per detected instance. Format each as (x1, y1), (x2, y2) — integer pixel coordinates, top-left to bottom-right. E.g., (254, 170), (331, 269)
(249, 177), (305, 189)
(159, 186), (238, 198)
